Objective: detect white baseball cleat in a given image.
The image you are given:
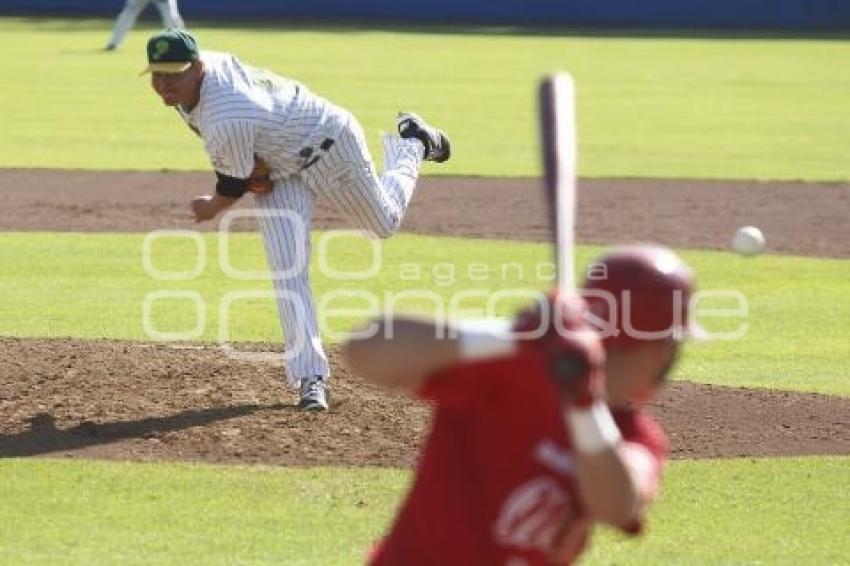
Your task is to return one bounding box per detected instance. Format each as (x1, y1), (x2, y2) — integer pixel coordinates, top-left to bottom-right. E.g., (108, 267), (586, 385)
(397, 112), (451, 163)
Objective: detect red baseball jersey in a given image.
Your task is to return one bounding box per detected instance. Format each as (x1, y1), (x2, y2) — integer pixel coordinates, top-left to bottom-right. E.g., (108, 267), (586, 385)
(369, 347), (668, 565)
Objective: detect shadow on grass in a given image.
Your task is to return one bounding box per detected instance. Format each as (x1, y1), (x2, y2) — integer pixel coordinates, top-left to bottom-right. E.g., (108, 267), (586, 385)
(0, 404), (289, 458)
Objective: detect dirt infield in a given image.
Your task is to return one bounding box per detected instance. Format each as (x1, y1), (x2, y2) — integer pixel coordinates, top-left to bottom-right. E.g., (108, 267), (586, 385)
(1, 169), (848, 465)
(2, 169), (849, 257)
(2, 338), (848, 465)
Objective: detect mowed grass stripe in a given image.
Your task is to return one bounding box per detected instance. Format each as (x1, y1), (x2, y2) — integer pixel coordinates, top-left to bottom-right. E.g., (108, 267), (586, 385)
(0, 232), (847, 395)
(1, 18), (849, 180)
(0, 457), (846, 564)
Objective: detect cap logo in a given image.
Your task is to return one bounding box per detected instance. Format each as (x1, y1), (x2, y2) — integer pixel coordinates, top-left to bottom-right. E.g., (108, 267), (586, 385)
(152, 39), (170, 61)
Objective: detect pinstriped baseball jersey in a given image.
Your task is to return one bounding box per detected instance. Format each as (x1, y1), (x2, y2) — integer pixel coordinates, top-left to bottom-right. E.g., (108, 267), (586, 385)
(166, 47), (442, 402)
(177, 51), (349, 180)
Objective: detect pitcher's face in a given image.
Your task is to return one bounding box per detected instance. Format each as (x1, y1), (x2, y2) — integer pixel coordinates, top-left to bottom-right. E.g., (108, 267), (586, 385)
(151, 62), (202, 107)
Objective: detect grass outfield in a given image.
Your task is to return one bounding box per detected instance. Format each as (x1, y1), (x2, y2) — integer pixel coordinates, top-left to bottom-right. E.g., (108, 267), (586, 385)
(0, 457), (846, 564)
(1, 18), (849, 180)
(0, 232), (848, 395)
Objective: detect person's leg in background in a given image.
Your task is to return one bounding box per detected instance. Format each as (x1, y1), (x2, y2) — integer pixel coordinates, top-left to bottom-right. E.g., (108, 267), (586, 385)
(105, 0), (150, 50)
(153, 0), (185, 29)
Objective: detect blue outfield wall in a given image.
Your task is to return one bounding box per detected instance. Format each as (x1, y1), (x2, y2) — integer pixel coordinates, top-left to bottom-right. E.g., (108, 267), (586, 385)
(3, 0), (850, 30)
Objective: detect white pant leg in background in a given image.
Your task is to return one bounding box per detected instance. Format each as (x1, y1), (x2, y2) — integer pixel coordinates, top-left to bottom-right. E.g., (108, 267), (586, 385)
(106, 0), (150, 49)
(153, 0), (185, 29)
(300, 112), (424, 238)
(253, 177), (329, 387)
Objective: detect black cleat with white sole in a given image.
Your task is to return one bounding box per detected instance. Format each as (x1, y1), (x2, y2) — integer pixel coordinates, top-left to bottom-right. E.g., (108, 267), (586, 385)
(397, 112), (451, 163)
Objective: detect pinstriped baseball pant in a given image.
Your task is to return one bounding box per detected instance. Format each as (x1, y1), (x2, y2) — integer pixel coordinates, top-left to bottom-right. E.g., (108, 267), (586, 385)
(254, 113), (424, 386)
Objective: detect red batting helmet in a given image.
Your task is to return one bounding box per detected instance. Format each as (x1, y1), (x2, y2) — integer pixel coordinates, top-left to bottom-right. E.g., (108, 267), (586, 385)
(581, 244), (704, 348)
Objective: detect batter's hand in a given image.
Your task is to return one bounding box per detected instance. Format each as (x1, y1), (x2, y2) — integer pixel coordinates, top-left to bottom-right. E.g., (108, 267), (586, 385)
(248, 157), (273, 194)
(513, 291), (605, 408)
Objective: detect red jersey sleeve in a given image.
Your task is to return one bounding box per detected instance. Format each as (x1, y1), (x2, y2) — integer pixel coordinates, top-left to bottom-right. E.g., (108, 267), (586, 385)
(615, 408), (668, 459)
(611, 408), (669, 535)
(416, 353), (534, 409)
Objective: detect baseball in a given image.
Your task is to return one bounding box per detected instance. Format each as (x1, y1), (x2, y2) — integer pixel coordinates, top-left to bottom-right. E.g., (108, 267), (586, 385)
(731, 226), (765, 256)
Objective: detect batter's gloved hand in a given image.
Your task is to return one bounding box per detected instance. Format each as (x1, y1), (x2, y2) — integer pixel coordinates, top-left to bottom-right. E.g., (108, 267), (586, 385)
(247, 157), (273, 194)
(513, 290), (606, 408)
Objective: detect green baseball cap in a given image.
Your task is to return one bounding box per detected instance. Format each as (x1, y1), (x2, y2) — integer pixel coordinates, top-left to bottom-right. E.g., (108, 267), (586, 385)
(141, 28), (199, 75)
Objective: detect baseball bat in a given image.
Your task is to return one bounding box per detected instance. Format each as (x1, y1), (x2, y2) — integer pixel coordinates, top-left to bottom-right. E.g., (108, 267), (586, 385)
(539, 73), (577, 292)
